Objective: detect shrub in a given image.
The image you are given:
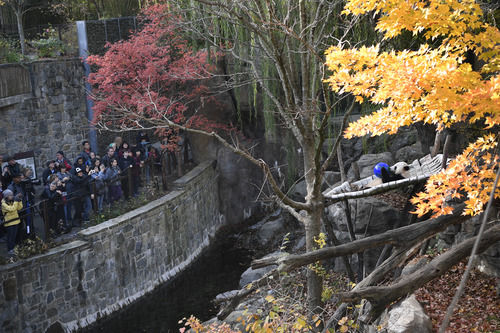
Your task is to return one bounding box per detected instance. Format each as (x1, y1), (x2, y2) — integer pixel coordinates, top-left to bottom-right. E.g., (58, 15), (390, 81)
(30, 26), (66, 58)
(14, 237), (53, 259)
(0, 37), (23, 64)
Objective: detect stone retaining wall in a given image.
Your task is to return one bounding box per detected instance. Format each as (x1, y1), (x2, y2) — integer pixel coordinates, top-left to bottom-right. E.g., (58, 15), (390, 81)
(0, 59), (88, 176)
(0, 160), (222, 333)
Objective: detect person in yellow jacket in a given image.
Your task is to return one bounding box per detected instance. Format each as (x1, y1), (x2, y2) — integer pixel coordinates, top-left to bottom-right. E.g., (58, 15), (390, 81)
(1, 189), (23, 255)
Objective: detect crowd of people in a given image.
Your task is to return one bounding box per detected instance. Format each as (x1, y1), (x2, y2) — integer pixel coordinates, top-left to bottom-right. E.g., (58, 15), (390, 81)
(0, 133), (162, 255)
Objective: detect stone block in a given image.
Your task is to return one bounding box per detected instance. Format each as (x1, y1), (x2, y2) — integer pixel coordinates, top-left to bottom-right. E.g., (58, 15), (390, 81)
(3, 279), (17, 301)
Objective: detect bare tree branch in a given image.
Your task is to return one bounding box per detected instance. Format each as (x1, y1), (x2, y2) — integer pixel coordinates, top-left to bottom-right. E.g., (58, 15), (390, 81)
(252, 204), (466, 270)
(338, 222), (500, 322)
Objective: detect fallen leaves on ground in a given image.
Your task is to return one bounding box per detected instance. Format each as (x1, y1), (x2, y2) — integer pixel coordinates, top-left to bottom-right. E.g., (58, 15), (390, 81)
(415, 261), (500, 333)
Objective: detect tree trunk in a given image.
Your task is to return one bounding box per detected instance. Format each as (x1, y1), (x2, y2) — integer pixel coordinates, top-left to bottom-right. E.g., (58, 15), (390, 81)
(303, 142), (323, 314)
(15, 10), (26, 55)
(305, 216), (323, 314)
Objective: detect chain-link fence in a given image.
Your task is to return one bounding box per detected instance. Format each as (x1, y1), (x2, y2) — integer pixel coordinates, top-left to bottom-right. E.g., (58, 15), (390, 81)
(1, 16), (139, 61)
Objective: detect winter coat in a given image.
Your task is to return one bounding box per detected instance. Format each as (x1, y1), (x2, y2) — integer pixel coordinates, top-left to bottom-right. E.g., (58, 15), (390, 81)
(105, 166), (122, 187)
(119, 156), (134, 172)
(90, 171), (106, 195)
(56, 171), (71, 183)
(2, 198), (23, 227)
(79, 150), (92, 164)
(7, 182), (24, 200)
(42, 168), (57, 185)
(55, 158), (72, 171)
(101, 154), (114, 168)
(41, 186), (63, 209)
(70, 173), (90, 198)
(132, 155), (143, 177)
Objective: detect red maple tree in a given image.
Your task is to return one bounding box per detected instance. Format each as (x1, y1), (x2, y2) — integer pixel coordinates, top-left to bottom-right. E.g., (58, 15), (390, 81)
(87, 4), (223, 149)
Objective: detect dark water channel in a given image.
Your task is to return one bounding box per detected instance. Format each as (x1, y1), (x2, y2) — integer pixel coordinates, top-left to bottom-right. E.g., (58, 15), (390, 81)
(80, 229), (252, 333)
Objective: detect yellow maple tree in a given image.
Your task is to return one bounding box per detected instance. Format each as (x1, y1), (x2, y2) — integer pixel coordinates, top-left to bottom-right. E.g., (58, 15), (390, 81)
(325, 0), (500, 218)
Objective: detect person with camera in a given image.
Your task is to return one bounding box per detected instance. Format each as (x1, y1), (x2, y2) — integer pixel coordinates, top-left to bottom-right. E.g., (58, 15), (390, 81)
(1, 189), (23, 255)
(71, 156), (86, 175)
(11, 169), (39, 239)
(42, 160), (57, 186)
(56, 165), (72, 229)
(2, 156), (21, 190)
(70, 167), (91, 226)
(7, 173), (25, 203)
(41, 181), (65, 235)
(89, 165), (106, 213)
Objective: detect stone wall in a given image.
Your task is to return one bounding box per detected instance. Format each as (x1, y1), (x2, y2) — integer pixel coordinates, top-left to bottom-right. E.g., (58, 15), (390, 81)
(0, 160), (222, 333)
(0, 59), (88, 176)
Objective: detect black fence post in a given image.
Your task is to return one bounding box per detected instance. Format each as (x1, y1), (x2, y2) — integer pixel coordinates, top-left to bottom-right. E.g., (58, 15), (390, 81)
(91, 181), (98, 213)
(127, 166), (133, 199)
(161, 152), (168, 191)
(176, 150), (183, 177)
(42, 200), (49, 240)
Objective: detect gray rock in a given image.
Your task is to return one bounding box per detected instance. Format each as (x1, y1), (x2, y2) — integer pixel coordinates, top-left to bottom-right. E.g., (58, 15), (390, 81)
(326, 196), (400, 235)
(257, 216), (286, 247)
(326, 196), (400, 273)
(290, 180), (307, 201)
(239, 265), (276, 288)
(223, 310), (249, 331)
(387, 295), (432, 333)
(347, 152), (394, 181)
(389, 128), (418, 152)
(395, 142), (424, 163)
(239, 252), (281, 288)
(478, 256), (500, 278)
(322, 171), (342, 190)
(292, 235), (306, 252)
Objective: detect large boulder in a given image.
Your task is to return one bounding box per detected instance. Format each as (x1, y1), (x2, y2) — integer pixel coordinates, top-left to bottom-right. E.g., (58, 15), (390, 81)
(394, 142), (424, 164)
(257, 216), (287, 247)
(387, 295), (432, 333)
(326, 196), (400, 235)
(239, 252), (282, 288)
(347, 152), (394, 181)
(239, 266), (274, 288)
(325, 196), (401, 273)
(389, 128), (418, 153)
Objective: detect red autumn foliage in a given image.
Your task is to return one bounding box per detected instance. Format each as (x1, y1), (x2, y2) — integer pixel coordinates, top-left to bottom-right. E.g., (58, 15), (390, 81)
(87, 4), (225, 146)
(415, 260), (500, 333)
